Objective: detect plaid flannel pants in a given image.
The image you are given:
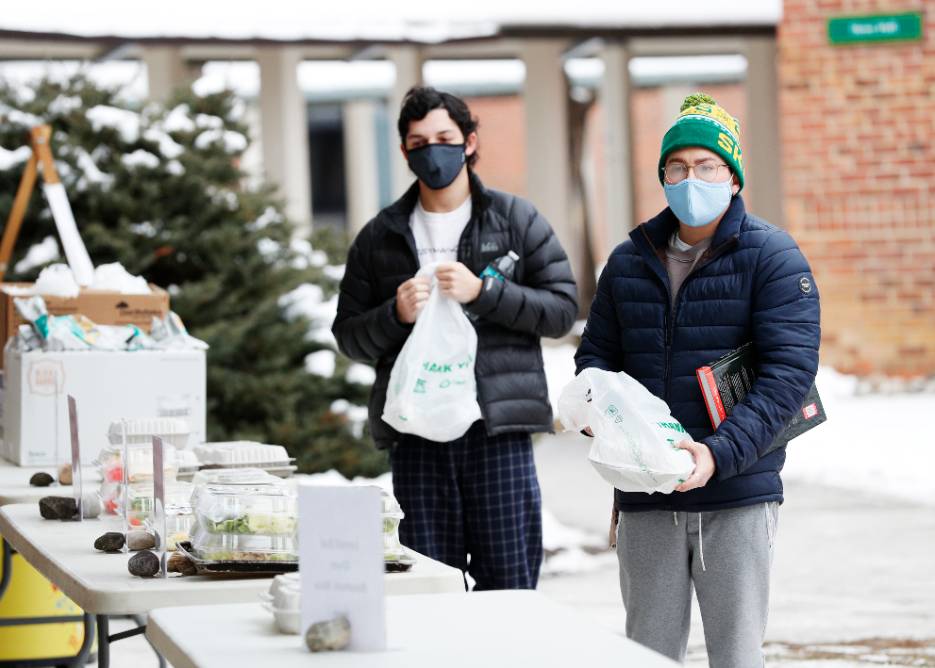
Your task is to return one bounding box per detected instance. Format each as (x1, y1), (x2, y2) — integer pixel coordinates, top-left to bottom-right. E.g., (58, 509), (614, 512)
(390, 422), (543, 590)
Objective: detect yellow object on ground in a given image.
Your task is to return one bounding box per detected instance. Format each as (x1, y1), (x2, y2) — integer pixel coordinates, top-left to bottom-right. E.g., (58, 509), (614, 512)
(0, 537), (92, 661)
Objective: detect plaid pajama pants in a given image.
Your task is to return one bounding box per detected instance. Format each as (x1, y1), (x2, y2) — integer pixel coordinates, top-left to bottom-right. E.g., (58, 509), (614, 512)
(390, 422), (543, 590)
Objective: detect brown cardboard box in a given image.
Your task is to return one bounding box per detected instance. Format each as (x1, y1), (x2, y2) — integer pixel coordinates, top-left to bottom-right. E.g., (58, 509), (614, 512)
(0, 283), (170, 367)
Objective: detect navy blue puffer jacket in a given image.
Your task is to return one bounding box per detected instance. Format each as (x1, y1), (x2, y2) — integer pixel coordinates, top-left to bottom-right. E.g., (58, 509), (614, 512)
(576, 196), (821, 512)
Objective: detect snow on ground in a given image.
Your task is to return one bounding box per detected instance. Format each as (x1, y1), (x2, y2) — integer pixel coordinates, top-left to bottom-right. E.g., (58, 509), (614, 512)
(781, 366), (935, 507)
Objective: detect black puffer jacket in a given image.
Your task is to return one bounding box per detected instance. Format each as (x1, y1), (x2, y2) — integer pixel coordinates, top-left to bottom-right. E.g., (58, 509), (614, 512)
(332, 173), (578, 449)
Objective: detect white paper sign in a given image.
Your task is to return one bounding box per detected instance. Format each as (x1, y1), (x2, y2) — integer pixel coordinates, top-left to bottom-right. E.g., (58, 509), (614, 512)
(299, 485), (385, 652)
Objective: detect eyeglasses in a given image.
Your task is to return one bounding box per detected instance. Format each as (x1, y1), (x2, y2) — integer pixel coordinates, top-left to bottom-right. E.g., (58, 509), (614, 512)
(662, 161), (732, 184)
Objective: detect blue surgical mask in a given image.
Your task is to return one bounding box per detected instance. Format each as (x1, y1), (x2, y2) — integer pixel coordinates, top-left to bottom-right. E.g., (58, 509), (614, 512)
(407, 143), (466, 190)
(663, 178), (732, 228)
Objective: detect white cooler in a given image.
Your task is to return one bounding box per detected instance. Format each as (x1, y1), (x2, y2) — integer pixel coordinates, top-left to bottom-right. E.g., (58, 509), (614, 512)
(1, 349), (206, 465)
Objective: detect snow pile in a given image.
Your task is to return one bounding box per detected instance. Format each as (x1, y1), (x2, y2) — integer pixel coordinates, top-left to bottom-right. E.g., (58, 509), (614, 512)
(323, 264), (346, 281)
(542, 340), (579, 418)
(782, 367), (935, 507)
(34, 262), (80, 297)
(0, 145), (32, 170)
(289, 238), (328, 269)
(248, 206), (283, 232)
(164, 104), (196, 133)
(329, 399), (369, 438)
(74, 147), (114, 190)
(121, 149), (160, 170)
(257, 238), (281, 261)
(47, 94), (83, 116)
(13, 236), (60, 274)
(304, 349), (336, 378)
(346, 363), (376, 385)
(86, 105), (141, 142)
(298, 467), (392, 492)
(540, 507), (615, 577)
(128, 221), (157, 238)
(91, 262), (151, 294)
(0, 102), (42, 129)
(143, 127), (185, 159)
(166, 160), (185, 176)
(194, 128), (248, 153)
(194, 113), (224, 130)
(278, 283), (338, 347)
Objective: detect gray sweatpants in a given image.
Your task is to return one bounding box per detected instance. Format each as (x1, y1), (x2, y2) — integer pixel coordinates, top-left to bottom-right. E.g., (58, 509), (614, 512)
(616, 502), (779, 667)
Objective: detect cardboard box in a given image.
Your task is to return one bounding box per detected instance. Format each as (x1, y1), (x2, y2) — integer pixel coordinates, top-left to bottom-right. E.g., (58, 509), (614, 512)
(0, 283), (170, 367)
(1, 349), (206, 466)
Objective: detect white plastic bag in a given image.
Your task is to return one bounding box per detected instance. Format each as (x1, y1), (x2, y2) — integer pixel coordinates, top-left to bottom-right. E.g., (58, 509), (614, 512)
(558, 368), (695, 494)
(382, 265), (482, 442)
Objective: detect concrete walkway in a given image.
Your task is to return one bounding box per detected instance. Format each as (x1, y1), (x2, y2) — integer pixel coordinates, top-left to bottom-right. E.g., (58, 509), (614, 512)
(533, 432), (935, 666)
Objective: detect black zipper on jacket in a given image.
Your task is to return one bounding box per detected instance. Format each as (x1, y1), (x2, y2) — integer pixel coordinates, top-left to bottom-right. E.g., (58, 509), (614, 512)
(641, 225), (739, 403)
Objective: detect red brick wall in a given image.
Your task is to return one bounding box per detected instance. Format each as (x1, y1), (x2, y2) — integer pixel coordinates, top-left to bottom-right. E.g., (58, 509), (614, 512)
(779, 0), (935, 375)
(464, 95), (527, 197)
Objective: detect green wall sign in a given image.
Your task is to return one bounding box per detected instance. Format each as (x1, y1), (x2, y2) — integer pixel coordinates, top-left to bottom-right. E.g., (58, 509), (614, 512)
(828, 12), (923, 45)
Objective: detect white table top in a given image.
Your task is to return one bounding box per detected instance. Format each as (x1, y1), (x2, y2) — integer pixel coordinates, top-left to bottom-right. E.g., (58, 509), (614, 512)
(147, 592), (677, 668)
(0, 503), (465, 615)
(0, 457), (99, 506)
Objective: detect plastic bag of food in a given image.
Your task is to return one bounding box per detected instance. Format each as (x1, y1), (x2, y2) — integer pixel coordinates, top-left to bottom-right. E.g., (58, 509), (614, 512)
(558, 368), (694, 494)
(381, 265), (481, 442)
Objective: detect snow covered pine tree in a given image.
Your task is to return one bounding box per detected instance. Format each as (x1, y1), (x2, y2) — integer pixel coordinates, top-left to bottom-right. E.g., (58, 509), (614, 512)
(0, 75), (386, 477)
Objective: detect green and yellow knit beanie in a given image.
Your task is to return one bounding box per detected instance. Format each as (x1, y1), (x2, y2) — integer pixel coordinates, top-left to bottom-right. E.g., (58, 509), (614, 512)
(658, 92), (744, 191)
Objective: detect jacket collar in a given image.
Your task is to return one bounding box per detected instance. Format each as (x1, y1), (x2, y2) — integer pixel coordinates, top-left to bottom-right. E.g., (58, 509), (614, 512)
(382, 170), (493, 235)
(630, 195), (747, 289)
(633, 195), (747, 252)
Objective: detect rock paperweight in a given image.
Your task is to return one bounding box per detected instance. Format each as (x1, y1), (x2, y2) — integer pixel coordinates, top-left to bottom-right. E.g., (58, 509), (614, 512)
(94, 532), (125, 552)
(29, 472), (54, 487)
(305, 616), (351, 652)
(38, 496), (77, 520)
(128, 550), (161, 577)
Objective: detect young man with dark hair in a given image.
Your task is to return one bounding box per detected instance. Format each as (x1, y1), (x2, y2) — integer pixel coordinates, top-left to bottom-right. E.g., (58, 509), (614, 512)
(576, 93), (821, 665)
(333, 86), (577, 590)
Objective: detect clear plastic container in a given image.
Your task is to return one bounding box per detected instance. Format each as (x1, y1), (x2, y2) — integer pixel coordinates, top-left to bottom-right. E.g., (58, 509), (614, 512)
(106, 418), (191, 449)
(194, 441), (291, 467)
(126, 482), (193, 527)
(95, 443), (179, 484)
(190, 532), (298, 562)
(381, 489), (405, 561)
(147, 512), (195, 551)
(189, 479), (297, 562)
(194, 484), (296, 535)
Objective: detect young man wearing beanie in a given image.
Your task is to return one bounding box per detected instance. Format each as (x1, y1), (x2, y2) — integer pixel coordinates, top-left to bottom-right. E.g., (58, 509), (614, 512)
(333, 87), (578, 590)
(576, 93), (821, 665)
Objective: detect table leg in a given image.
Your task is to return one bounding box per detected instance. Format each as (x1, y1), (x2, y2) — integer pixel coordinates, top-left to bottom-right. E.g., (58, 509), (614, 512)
(96, 615), (109, 668)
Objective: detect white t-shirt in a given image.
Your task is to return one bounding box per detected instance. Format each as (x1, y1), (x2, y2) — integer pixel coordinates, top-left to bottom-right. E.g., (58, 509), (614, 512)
(409, 196), (472, 268)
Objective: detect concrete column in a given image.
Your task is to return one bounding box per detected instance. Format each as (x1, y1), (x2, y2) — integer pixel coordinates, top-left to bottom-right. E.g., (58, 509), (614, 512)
(257, 47), (313, 234)
(599, 41), (636, 249)
(743, 35), (784, 225)
(342, 99), (381, 236)
(386, 46), (424, 198)
(521, 41), (582, 298)
(142, 46), (197, 102)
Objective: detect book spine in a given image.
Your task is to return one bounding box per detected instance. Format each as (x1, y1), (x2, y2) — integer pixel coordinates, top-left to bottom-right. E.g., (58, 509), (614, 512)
(697, 366), (727, 429)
